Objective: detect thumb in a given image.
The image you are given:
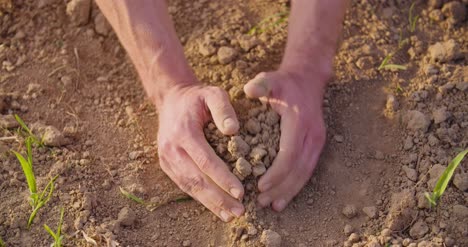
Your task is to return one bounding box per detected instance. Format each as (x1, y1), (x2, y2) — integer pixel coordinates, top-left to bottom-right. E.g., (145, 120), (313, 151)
(244, 72), (275, 99)
(205, 87), (240, 135)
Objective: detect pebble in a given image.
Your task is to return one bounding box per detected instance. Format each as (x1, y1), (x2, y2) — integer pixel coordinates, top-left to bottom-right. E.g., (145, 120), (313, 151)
(227, 136), (250, 158)
(260, 230), (281, 247)
(402, 166), (418, 182)
(432, 107), (450, 124)
(94, 12), (111, 36)
(427, 164), (446, 189)
(217, 46), (237, 64)
(117, 207), (136, 227)
(348, 233), (360, 243)
(252, 164), (266, 177)
(0, 114), (19, 129)
(409, 220), (429, 239)
(452, 204), (468, 217)
(235, 157), (252, 178)
(334, 135), (344, 143)
(405, 110), (431, 132)
(362, 206), (377, 219)
(343, 224), (354, 236)
(453, 173), (468, 191)
(66, 0), (91, 26)
(342, 204), (357, 219)
(42, 126), (67, 147)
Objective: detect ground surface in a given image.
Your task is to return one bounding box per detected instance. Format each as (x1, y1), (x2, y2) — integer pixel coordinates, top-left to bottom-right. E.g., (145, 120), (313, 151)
(0, 0), (467, 246)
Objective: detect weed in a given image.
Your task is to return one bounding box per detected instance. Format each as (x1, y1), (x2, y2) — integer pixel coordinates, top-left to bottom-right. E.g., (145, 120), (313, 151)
(119, 187), (145, 204)
(0, 236), (4, 247)
(12, 137), (58, 228)
(408, 2), (419, 33)
(425, 149), (468, 207)
(248, 11), (289, 35)
(378, 53), (407, 71)
(44, 207), (65, 247)
(14, 114), (43, 146)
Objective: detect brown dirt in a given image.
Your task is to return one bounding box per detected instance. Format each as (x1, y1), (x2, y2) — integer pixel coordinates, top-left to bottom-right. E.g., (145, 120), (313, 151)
(0, 0), (467, 246)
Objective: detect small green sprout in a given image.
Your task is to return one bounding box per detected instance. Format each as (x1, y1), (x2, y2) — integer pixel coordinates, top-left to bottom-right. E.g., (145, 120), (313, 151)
(248, 11), (289, 35)
(119, 187), (145, 204)
(12, 137), (58, 228)
(378, 53), (407, 71)
(0, 236), (5, 247)
(408, 2), (419, 33)
(425, 149), (468, 207)
(44, 207), (64, 247)
(14, 114), (43, 147)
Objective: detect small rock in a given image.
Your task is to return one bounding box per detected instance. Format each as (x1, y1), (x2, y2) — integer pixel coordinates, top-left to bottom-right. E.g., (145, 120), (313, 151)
(428, 39), (462, 63)
(217, 46), (237, 64)
(227, 136), (250, 158)
(94, 12), (111, 36)
(432, 107), (450, 124)
(409, 220), (429, 239)
(423, 64), (439, 76)
(235, 157), (252, 178)
(66, 0), (91, 26)
(386, 94), (399, 112)
(252, 164), (266, 177)
(0, 114), (19, 129)
(238, 35), (259, 52)
(453, 173), (468, 191)
(250, 147), (267, 162)
(42, 126), (67, 147)
(128, 151), (143, 160)
(334, 135), (344, 143)
(182, 240), (191, 247)
(117, 207), (136, 227)
(348, 233), (360, 243)
(362, 206), (377, 219)
(442, 1), (466, 25)
(403, 166), (418, 182)
(245, 119), (261, 135)
(444, 237), (455, 247)
(405, 110), (431, 132)
(452, 204), (468, 217)
(260, 230), (281, 247)
(342, 204), (357, 219)
(344, 224), (354, 236)
(416, 193), (430, 209)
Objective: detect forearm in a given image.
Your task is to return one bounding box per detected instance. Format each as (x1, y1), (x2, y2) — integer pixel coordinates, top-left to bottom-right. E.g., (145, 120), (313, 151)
(280, 0), (349, 86)
(95, 0), (196, 107)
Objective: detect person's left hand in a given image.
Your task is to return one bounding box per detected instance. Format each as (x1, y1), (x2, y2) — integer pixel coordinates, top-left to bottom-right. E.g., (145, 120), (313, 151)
(243, 70), (327, 211)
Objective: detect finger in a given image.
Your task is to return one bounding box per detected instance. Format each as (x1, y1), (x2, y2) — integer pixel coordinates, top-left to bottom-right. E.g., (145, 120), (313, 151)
(160, 148), (245, 222)
(258, 132), (323, 211)
(205, 87), (239, 135)
(257, 111), (302, 192)
(182, 130), (244, 200)
(244, 72), (272, 99)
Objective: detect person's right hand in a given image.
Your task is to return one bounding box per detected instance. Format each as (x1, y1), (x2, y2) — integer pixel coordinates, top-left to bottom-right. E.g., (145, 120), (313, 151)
(156, 84), (245, 222)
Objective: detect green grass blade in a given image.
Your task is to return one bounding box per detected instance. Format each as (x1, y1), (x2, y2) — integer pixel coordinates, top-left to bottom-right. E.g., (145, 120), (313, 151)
(119, 187), (145, 204)
(26, 137), (33, 167)
(0, 236), (5, 247)
(14, 114), (33, 136)
(57, 207), (64, 237)
(28, 205), (41, 228)
(44, 224), (57, 240)
(381, 64), (407, 71)
(378, 54), (393, 70)
(12, 151), (36, 194)
(432, 149), (468, 201)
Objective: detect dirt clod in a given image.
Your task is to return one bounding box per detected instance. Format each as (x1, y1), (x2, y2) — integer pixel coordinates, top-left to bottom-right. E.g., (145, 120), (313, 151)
(428, 39), (462, 63)
(94, 12), (112, 36)
(362, 206), (377, 219)
(66, 0), (91, 26)
(432, 107), (450, 124)
(441, 1), (466, 25)
(452, 204), (468, 217)
(342, 204), (358, 219)
(0, 114), (19, 129)
(235, 157), (252, 180)
(453, 173), (468, 191)
(117, 207), (136, 227)
(386, 190), (417, 231)
(217, 46), (237, 64)
(228, 136), (250, 159)
(260, 229), (281, 247)
(409, 220), (429, 239)
(405, 110), (431, 132)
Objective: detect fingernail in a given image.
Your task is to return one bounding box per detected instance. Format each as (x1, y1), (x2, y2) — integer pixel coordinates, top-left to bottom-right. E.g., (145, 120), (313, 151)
(223, 118), (238, 133)
(253, 77), (269, 96)
(259, 182), (272, 192)
(220, 210), (233, 222)
(231, 207), (244, 217)
(230, 187), (242, 199)
(273, 199), (287, 211)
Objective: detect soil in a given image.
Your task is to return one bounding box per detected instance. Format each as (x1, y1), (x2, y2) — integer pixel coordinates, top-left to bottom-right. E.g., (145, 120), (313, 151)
(0, 0), (467, 247)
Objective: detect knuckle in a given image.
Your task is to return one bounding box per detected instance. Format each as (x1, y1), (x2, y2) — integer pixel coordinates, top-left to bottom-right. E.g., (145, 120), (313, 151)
(179, 175), (205, 194)
(193, 153), (213, 172)
(212, 197), (228, 209)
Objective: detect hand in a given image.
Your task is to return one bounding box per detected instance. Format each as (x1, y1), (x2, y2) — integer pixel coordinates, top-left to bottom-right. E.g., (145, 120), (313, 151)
(244, 70), (327, 211)
(156, 84), (245, 222)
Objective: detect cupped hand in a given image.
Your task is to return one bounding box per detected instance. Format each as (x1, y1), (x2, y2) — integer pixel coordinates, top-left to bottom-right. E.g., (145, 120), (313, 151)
(157, 84), (245, 222)
(244, 70), (327, 212)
